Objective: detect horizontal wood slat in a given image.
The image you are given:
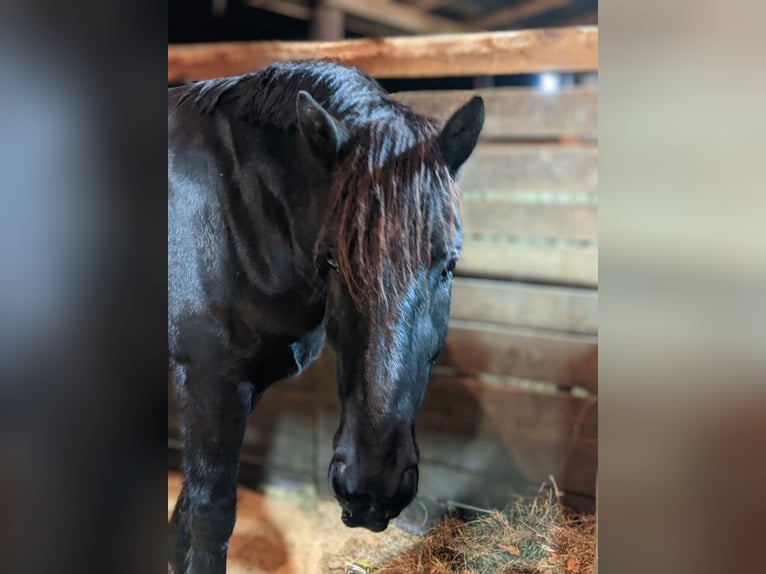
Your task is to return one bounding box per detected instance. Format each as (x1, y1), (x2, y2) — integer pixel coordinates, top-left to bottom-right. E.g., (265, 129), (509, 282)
(393, 87), (598, 140)
(419, 375), (597, 497)
(440, 320), (598, 392)
(450, 278), (598, 334)
(168, 27), (598, 83)
(460, 200), (598, 241)
(457, 240), (598, 286)
(459, 143), (598, 194)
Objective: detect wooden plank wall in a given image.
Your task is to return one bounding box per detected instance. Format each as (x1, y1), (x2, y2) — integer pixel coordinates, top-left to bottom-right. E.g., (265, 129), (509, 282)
(168, 36), (598, 511)
(395, 84), (598, 507)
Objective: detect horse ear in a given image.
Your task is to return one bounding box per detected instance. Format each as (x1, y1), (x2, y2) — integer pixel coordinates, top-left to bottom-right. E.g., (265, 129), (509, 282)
(438, 96), (484, 175)
(296, 90), (348, 166)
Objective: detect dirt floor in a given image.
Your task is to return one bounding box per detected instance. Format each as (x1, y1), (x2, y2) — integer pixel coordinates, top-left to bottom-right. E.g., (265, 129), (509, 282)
(168, 472), (420, 573)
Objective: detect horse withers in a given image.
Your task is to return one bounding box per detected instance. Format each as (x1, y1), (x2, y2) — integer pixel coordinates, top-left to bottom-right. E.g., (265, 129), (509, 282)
(168, 61), (483, 573)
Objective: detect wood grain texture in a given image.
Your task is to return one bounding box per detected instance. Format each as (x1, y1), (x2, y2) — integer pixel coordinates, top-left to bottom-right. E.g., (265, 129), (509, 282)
(393, 86), (598, 140)
(457, 240), (598, 286)
(458, 143), (599, 194)
(168, 27), (598, 83)
(450, 278), (598, 334)
(460, 200), (598, 240)
(440, 320), (598, 392)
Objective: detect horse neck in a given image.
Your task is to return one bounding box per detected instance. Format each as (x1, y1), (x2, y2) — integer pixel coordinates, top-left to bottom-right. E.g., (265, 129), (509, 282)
(222, 119), (333, 288)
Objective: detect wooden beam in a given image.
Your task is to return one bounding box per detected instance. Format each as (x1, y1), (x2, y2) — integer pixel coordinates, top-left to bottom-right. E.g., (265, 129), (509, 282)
(471, 0), (570, 30)
(309, 1), (345, 40)
(167, 27), (598, 83)
(326, 0), (472, 34)
(245, 0), (408, 38)
(248, 0), (469, 36)
(246, 0), (312, 21)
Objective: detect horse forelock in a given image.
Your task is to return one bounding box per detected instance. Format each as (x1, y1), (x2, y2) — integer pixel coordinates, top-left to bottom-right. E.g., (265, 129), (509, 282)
(325, 118), (460, 337)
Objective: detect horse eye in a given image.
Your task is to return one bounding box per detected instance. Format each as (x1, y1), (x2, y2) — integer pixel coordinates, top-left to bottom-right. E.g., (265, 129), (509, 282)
(441, 259), (457, 278)
(326, 253), (338, 270)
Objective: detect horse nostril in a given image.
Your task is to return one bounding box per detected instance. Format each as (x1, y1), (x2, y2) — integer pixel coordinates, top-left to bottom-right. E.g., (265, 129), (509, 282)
(328, 458), (347, 498)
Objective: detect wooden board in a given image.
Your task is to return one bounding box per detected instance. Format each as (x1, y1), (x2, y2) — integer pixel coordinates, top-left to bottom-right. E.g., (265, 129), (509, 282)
(460, 200), (598, 241)
(168, 27), (598, 83)
(419, 375), (597, 497)
(440, 320), (598, 392)
(450, 278), (598, 334)
(457, 240), (598, 286)
(458, 143), (598, 195)
(393, 86), (598, 140)
(326, 0), (475, 34)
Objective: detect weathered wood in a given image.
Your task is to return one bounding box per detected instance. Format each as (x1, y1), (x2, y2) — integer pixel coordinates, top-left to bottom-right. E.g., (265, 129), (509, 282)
(393, 86), (598, 140)
(309, 1), (345, 41)
(245, 0), (462, 38)
(460, 200), (598, 241)
(440, 320), (598, 392)
(418, 375), (597, 496)
(327, 0), (473, 34)
(470, 0), (570, 30)
(168, 27), (598, 83)
(457, 240), (598, 286)
(459, 143), (599, 194)
(450, 278), (598, 334)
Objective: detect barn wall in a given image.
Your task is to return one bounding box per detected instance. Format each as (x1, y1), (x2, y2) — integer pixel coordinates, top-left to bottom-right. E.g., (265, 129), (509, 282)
(168, 32), (598, 511)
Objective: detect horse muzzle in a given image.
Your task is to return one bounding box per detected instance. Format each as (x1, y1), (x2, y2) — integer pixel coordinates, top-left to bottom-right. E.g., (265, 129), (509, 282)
(340, 504), (393, 532)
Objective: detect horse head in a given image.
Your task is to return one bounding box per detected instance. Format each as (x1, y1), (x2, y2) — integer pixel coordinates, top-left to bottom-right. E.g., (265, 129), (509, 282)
(297, 90), (484, 531)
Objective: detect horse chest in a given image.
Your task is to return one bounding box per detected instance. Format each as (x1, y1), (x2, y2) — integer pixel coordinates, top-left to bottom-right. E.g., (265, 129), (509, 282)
(216, 287), (325, 378)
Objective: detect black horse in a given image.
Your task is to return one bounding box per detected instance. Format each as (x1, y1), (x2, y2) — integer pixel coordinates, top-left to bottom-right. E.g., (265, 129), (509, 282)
(168, 61), (483, 573)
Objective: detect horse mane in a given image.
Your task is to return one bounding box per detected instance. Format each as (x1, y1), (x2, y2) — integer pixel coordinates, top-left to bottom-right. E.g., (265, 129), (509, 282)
(171, 61), (460, 325)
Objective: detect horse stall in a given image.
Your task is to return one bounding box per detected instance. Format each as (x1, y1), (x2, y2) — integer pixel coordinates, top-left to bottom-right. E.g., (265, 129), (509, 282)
(168, 26), (598, 574)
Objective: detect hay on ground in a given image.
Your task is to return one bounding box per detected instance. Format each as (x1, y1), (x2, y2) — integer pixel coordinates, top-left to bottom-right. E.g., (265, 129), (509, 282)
(371, 483), (596, 574)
